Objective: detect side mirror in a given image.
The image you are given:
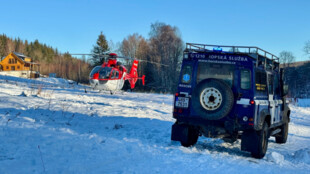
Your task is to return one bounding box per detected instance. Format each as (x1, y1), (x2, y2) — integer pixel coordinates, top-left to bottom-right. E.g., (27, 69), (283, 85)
(283, 85), (289, 96)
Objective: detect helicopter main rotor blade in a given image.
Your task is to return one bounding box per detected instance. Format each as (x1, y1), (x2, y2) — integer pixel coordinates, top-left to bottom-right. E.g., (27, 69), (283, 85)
(116, 56), (169, 67)
(56, 53), (169, 67)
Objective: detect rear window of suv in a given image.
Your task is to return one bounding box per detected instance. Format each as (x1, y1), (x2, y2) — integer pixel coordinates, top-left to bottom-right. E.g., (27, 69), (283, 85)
(241, 69), (251, 90)
(197, 63), (234, 87)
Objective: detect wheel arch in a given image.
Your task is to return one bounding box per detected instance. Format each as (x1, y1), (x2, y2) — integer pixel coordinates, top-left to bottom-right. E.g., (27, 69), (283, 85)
(255, 109), (270, 130)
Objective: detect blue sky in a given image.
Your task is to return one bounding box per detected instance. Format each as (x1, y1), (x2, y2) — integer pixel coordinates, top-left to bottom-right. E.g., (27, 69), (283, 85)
(1, 0), (310, 61)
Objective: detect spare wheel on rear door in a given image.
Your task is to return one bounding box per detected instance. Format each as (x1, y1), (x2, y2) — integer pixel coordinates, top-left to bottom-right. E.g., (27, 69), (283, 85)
(192, 78), (234, 120)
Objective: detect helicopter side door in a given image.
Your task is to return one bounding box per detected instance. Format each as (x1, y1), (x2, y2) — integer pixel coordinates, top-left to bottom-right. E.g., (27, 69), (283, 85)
(108, 69), (123, 90)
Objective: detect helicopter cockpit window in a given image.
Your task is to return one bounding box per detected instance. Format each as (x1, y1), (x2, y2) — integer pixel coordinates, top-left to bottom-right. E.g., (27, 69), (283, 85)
(99, 67), (112, 79)
(111, 70), (119, 79)
(89, 66), (101, 77)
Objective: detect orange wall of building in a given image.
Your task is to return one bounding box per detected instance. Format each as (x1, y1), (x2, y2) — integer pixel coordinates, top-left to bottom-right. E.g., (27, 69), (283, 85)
(0, 53), (29, 71)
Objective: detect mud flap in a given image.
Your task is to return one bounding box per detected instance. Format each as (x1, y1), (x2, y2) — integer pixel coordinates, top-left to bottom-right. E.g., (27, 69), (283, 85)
(241, 130), (259, 153)
(171, 123), (189, 143)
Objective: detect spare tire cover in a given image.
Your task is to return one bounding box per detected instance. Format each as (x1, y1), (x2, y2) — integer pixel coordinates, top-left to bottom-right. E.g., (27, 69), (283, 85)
(192, 78), (234, 120)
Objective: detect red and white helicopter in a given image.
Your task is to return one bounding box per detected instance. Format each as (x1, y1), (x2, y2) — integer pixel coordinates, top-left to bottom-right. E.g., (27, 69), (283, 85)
(89, 53), (145, 91)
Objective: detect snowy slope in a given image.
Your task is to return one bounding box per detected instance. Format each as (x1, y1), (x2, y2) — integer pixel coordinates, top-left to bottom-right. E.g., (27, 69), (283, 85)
(0, 74), (310, 174)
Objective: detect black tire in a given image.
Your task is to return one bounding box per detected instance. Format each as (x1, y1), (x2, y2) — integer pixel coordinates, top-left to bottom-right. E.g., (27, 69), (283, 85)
(275, 122), (288, 144)
(180, 127), (199, 147)
(192, 79), (234, 120)
(251, 122), (269, 159)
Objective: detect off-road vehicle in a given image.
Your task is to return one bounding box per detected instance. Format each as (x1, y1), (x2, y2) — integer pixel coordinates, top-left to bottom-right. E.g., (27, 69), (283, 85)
(171, 43), (290, 158)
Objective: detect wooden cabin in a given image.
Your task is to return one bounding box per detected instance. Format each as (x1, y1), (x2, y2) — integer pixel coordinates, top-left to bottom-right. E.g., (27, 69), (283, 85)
(0, 52), (40, 78)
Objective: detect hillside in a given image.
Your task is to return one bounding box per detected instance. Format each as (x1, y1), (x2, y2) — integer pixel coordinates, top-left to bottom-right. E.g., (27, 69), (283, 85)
(0, 74), (310, 173)
(280, 60), (310, 68)
(283, 60), (310, 98)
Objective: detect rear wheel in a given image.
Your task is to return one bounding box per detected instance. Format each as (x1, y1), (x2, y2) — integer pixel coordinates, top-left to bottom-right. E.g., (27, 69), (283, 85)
(180, 127), (199, 147)
(251, 122), (269, 159)
(275, 122), (288, 144)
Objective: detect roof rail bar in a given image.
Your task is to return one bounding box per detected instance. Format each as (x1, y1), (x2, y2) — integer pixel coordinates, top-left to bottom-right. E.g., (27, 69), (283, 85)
(185, 43), (280, 71)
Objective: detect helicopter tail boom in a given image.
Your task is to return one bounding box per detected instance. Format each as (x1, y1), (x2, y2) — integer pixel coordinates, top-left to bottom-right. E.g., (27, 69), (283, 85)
(125, 60), (145, 89)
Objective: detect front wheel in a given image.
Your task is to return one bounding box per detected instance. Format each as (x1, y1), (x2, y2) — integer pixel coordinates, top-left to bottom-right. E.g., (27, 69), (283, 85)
(251, 122), (269, 159)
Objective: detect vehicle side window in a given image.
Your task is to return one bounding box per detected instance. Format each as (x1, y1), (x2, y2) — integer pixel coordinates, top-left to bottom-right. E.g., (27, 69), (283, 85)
(110, 70), (116, 79)
(114, 71), (119, 79)
(255, 70), (267, 95)
(181, 64), (192, 84)
(241, 69), (251, 90)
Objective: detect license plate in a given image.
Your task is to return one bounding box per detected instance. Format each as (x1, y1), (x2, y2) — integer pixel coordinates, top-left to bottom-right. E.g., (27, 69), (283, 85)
(175, 97), (189, 108)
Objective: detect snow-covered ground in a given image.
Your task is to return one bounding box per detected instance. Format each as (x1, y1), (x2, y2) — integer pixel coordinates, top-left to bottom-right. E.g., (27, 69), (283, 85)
(0, 74), (310, 174)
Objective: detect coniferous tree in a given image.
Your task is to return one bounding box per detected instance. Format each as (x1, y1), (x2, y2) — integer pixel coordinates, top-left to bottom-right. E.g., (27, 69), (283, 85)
(91, 32), (109, 66)
(0, 34), (7, 59)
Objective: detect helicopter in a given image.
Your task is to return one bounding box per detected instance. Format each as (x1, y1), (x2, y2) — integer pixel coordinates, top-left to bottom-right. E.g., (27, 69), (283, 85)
(89, 53), (145, 91)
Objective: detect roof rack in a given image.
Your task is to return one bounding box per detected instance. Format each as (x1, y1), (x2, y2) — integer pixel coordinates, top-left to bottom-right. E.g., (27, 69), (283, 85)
(185, 43), (280, 71)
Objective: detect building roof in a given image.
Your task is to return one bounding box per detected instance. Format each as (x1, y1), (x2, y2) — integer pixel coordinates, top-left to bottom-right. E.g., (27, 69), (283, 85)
(12, 51), (27, 60)
(0, 52), (39, 66)
(10, 52), (39, 65)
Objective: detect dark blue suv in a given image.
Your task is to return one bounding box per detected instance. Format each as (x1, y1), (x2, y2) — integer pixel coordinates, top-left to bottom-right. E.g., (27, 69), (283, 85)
(171, 43), (290, 159)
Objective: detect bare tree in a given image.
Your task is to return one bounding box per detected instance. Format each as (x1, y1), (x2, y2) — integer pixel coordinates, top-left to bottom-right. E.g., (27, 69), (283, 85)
(279, 51), (295, 68)
(119, 34), (149, 90)
(304, 40), (310, 59)
(148, 22), (184, 92)
(120, 33), (145, 57)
